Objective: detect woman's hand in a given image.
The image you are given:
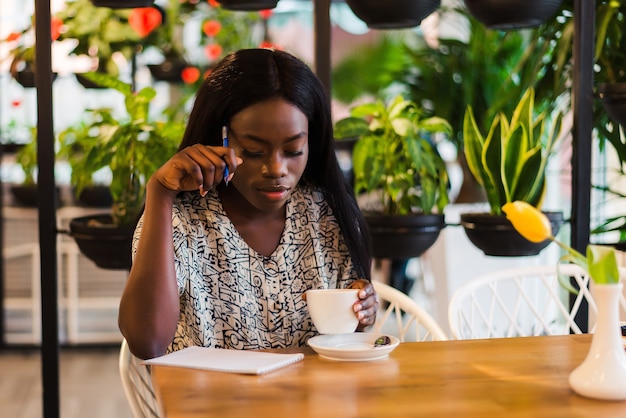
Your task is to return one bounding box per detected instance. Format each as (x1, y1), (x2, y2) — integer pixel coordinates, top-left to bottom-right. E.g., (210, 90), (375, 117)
(152, 144), (242, 196)
(350, 279), (378, 331)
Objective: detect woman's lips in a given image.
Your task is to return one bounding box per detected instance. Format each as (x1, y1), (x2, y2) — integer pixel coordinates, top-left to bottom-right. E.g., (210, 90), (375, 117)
(258, 186), (289, 201)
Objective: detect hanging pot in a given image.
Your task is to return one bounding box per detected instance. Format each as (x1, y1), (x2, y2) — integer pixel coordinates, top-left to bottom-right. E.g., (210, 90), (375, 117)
(345, 0), (441, 29)
(10, 58), (57, 88)
(597, 82), (626, 128)
(218, 0), (279, 11)
(10, 184), (62, 208)
(69, 214), (134, 270)
(90, 0), (154, 8)
(463, 0), (563, 30)
(365, 213), (446, 259)
(460, 211), (563, 257)
(148, 58), (190, 83)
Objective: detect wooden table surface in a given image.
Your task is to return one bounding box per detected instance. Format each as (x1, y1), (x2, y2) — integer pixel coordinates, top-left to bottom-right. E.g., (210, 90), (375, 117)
(151, 334), (626, 417)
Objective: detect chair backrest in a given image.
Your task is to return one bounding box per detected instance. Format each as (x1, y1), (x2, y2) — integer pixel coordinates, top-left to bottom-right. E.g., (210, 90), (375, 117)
(119, 338), (160, 418)
(372, 281), (448, 341)
(447, 264), (620, 340)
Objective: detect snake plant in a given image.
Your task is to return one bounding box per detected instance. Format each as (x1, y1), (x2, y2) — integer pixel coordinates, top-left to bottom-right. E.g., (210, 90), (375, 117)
(463, 87), (563, 215)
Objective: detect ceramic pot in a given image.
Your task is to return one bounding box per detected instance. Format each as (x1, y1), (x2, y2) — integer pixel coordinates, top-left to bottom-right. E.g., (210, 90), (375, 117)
(148, 59), (189, 83)
(10, 59), (57, 88)
(463, 0), (562, 30)
(460, 211), (563, 257)
(69, 214), (134, 270)
(365, 213), (445, 259)
(569, 283), (626, 400)
(597, 82), (626, 128)
(346, 0), (441, 29)
(10, 184), (61, 208)
(218, 0), (279, 11)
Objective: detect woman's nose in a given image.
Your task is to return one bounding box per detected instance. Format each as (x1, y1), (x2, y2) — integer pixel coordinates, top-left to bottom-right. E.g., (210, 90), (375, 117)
(262, 153), (287, 178)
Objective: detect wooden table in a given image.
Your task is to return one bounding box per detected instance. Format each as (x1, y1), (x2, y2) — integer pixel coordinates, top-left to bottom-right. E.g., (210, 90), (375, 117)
(150, 334), (626, 417)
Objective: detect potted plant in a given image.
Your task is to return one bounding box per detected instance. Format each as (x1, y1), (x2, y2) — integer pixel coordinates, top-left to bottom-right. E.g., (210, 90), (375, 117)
(54, 0), (156, 79)
(1, 18), (62, 88)
(66, 72), (183, 270)
(461, 87), (565, 256)
(9, 127), (63, 207)
(334, 95), (452, 259)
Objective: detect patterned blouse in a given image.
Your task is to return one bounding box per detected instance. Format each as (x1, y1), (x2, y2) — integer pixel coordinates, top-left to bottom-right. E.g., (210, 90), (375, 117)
(132, 183), (359, 353)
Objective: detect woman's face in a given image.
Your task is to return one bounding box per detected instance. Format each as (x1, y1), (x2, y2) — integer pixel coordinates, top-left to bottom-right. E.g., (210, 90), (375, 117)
(226, 98), (309, 212)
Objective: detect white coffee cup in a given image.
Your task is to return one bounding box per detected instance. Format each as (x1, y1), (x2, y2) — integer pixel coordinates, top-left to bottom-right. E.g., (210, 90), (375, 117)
(306, 288), (360, 334)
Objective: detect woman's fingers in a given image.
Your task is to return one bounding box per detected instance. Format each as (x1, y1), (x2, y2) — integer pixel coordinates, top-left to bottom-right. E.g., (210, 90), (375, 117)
(156, 145), (241, 193)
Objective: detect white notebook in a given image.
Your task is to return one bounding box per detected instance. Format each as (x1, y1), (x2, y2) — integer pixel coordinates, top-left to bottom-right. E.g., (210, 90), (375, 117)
(143, 346), (304, 375)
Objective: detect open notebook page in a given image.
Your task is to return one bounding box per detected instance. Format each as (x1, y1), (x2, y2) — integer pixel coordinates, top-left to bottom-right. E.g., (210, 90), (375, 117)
(143, 346), (304, 375)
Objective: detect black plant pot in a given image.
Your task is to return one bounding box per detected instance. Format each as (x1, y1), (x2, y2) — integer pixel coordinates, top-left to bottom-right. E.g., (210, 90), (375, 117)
(90, 0), (154, 8)
(346, 0), (441, 29)
(597, 82), (626, 128)
(460, 212), (564, 257)
(11, 66), (57, 88)
(218, 0), (279, 11)
(69, 214), (134, 270)
(75, 185), (113, 208)
(10, 184), (61, 208)
(365, 213), (446, 259)
(148, 59), (189, 83)
(463, 0), (563, 30)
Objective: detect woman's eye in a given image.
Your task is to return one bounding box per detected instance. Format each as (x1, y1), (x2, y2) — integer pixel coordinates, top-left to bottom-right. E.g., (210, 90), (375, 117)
(285, 150), (304, 157)
(241, 149), (264, 158)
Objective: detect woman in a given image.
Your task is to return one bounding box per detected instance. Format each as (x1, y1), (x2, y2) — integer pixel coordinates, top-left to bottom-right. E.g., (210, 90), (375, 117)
(118, 48), (376, 359)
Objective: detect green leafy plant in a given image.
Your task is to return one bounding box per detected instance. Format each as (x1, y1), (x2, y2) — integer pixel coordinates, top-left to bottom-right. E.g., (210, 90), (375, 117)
(14, 126), (38, 185)
(54, 0), (153, 76)
(64, 72), (183, 226)
(463, 87), (563, 215)
(334, 95), (452, 215)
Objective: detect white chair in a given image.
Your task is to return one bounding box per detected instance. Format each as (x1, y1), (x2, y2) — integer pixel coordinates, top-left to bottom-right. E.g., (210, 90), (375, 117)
(372, 281), (448, 341)
(446, 264), (613, 340)
(119, 338), (160, 418)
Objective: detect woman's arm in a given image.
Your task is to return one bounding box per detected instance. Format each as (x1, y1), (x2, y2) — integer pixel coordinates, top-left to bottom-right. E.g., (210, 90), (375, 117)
(118, 178), (181, 359)
(119, 144), (240, 359)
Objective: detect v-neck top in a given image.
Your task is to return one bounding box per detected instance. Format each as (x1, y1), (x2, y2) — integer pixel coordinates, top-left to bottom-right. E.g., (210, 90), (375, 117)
(132, 183), (359, 352)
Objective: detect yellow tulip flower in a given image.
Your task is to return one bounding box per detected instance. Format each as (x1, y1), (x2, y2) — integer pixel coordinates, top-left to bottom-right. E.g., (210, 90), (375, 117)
(502, 201), (552, 243)
(502, 201), (619, 286)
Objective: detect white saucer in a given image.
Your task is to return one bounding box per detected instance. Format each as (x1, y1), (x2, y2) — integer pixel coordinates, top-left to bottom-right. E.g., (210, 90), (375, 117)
(307, 333), (400, 362)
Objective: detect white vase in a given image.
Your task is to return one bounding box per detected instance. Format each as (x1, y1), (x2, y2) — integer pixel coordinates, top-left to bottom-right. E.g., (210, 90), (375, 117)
(569, 282), (626, 400)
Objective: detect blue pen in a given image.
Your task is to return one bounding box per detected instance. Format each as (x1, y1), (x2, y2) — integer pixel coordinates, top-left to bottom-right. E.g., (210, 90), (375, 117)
(222, 125), (229, 185)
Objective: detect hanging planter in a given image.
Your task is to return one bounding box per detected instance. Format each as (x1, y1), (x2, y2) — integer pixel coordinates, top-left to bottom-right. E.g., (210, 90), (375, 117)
(460, 212), (564, 257)
(366, 214), (446, 259)
(69, 215), (133, 270)
(345, 0), (441, 29)
(218, 0), (279, 11)
(597, 82), (626, 128)
(90, 0), (154, 8)
(147, 58), (189, 83)
(463, 0), (563, 30)
(10, 59), (57, 88)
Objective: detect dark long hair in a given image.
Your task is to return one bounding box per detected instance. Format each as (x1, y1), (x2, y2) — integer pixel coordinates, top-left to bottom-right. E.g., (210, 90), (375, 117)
(179, 48), (371, 281)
